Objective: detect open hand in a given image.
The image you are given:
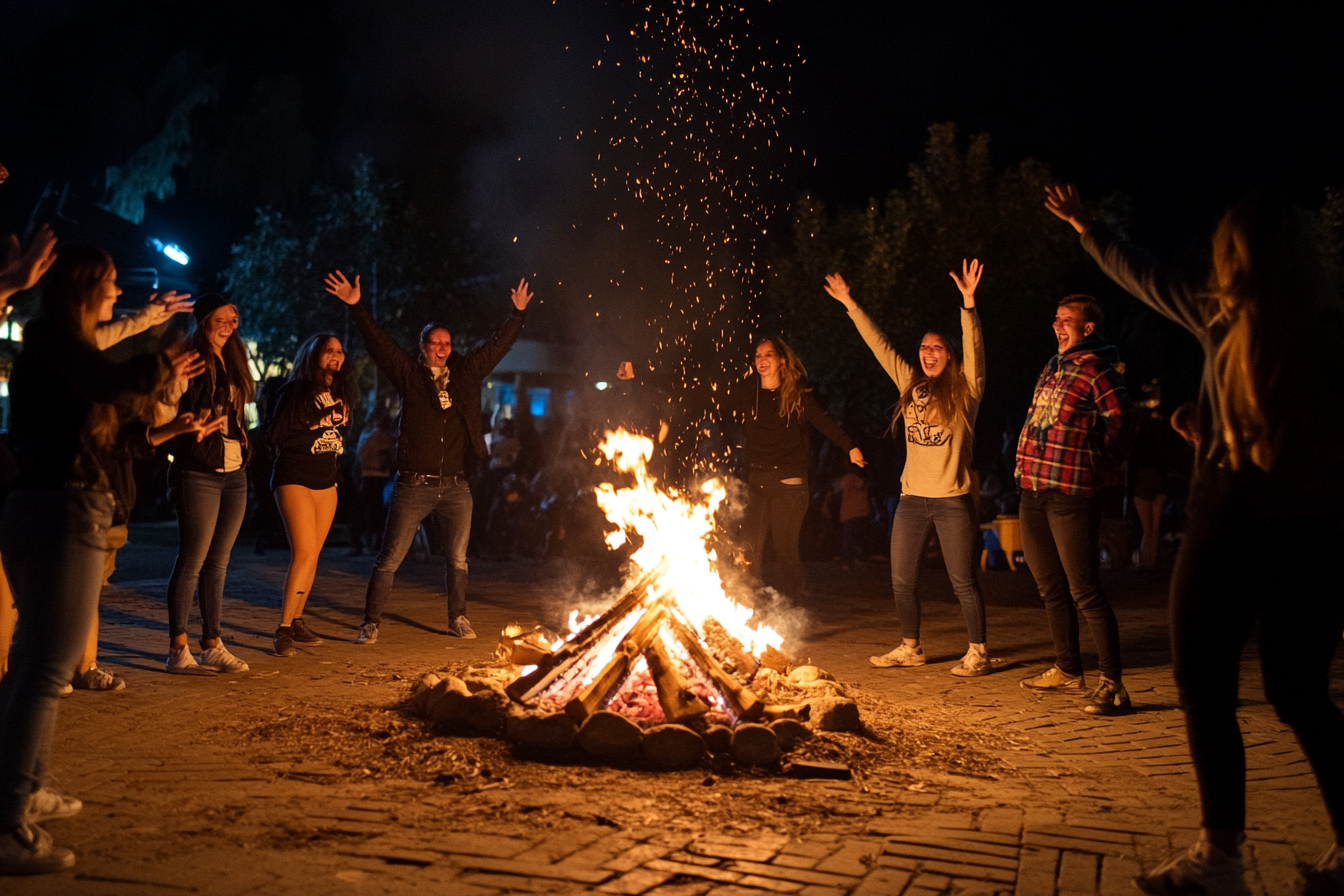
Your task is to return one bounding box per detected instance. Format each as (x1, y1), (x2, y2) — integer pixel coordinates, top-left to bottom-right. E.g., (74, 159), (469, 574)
(144, 290), (193, 325)
(1044, 184), (1092, 234)
(949, 258), (983, 308)
(324, 271), (361, 305)
(823, 273), (857, 311)
(511, 278), (534, 310)
(0, 224), (58, 301)
(168, 348), (206, 382)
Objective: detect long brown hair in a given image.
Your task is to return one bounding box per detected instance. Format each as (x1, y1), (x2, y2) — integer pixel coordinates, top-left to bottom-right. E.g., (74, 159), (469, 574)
(1205, 192), (1339, 472)
(755, 336), (807, 420)
(895, 330), (971, 436)
(191, 303), (256, 406)
(38, 245), (146, 448)
(38, 244), (112, 342)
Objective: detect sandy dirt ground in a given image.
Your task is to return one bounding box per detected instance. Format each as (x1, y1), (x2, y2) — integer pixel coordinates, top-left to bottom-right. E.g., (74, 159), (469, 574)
(5, 520), (1341, 895)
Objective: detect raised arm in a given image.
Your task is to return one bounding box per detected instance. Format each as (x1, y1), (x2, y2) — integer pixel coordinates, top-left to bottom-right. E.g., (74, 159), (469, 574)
(325, 270), (415, 392)
(1045, 184), (1205, 335)
(0, 225), (57, 308)
(950, 258), (986, 401)
(824, 273), (916, 392)
(459, 278), (530, 381)
(95, 290), (193, 350)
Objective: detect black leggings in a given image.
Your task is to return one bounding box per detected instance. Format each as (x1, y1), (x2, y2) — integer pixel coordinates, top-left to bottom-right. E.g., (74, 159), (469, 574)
(1171, 467), (1344, 834)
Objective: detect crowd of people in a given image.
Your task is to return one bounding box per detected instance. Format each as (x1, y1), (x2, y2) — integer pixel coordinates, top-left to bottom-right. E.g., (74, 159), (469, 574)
(0, 173), (1340, 895)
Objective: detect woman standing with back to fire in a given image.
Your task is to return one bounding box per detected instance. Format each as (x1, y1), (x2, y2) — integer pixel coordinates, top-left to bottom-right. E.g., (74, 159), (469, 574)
(731, 335), (864, 599)
(825, 260), (990, 677)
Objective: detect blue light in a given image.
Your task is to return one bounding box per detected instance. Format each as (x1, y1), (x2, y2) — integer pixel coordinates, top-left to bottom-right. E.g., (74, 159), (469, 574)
(149, 237), (190, 266)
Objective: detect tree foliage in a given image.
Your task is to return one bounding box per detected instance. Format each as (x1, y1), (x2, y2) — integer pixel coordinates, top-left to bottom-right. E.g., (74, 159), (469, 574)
(765, 123), (1127, 434)
(223, 158), (486, 379)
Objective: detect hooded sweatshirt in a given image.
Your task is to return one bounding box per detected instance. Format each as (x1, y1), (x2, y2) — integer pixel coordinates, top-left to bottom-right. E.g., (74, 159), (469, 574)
(1015, 335), (1129, 497)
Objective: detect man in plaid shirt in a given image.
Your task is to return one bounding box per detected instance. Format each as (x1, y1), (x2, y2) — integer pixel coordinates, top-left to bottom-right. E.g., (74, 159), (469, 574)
(1016, 294), (1131, 716)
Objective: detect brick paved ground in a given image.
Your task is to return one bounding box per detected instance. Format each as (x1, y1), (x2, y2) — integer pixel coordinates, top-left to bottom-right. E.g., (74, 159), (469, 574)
(6, 521), (1341, 895)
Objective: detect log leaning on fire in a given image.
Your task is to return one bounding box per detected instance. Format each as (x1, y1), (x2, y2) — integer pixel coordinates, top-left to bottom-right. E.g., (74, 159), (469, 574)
(665, 614), (764, 723)
(563, 604), (667, 724)
(644, 633), (711, 725)
(506, 568), (661, 704)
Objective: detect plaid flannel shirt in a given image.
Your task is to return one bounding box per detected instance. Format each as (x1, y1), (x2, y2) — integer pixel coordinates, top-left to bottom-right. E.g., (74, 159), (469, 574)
(1015, 339), (1129, 497)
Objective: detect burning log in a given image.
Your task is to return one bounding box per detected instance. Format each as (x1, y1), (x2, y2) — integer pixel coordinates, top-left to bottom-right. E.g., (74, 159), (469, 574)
(564, 605), (667, 724)
(701, 617), (758, 683)
(498, 624), (557, 666)
(643, 633), (711, 725)
(506, 568), (662, 704)
(665, 614), (763, 723)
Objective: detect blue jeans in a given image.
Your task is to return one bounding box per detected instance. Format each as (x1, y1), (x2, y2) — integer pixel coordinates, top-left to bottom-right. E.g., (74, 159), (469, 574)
(363, 475), (472, 624)
(1018, 487), (1121, 680)
(166, 469), (248, 641)
(0, 489), (113, 826)
(888, 494), (986, 643)
(742, 479), (808, 598)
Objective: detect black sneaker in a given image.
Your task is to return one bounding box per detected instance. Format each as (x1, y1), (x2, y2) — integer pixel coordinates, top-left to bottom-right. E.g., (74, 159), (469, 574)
(290, 617), (323, 645)
(1083, 677), (1132, 715)
(273, 626), (297, 657)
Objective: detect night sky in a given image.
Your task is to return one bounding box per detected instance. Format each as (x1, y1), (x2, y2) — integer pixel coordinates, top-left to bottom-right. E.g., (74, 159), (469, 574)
(3, 1), (1340, 313)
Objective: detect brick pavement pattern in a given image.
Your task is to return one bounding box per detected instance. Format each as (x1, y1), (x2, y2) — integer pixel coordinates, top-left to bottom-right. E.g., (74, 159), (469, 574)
(5, 522), (1340, 895)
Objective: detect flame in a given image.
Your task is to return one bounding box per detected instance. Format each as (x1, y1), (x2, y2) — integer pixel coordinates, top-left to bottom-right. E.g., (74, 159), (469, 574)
(594, 428), (783, 657)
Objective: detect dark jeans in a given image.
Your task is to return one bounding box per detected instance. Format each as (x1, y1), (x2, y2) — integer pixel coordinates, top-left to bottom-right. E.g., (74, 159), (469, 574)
(742, 479), (808, 598)
(166, 469), (248, 641)
(889, 494), (986, 643)
(363, 475), (472, 625)
(0, 489), (112, 826)
(1172, 467), (1344, 834)
(1019, 487), (1122, 680)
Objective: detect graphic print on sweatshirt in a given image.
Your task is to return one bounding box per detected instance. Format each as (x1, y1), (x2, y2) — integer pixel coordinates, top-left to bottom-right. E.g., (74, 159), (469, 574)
(310, 391), (347, 455)
(905, 382), (951, 447)
(1025, 370), (1070, 442)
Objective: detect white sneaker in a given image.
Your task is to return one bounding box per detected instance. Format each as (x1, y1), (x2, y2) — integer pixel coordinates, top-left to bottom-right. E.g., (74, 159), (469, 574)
(197, 643), (249, 673)
(950, 643), (991, 677)
(869, 643), (926, 668)
(355, 622), (378, 645)
(1301, 843), (1344, 896)
(166, 645), (214, 675)
(0, 822), (74, 875)
(25, 788), (82, 824)
(1136, 837), (1249, 896)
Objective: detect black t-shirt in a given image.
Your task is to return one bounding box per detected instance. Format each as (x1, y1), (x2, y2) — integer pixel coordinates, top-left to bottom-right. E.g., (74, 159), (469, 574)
(270, 382), (348, 489)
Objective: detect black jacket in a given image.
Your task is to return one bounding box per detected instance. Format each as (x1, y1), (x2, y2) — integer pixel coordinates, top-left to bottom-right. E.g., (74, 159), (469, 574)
(351, 304), (525, 475)
(164, 355), (251, 475)
(7, 318), (168, 493)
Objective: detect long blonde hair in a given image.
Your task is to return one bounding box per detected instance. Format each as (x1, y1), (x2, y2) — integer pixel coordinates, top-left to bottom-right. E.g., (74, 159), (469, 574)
(756, 336), (807, 420)
(895, 330), (971, 436)
(1206, 192), (1338, 472)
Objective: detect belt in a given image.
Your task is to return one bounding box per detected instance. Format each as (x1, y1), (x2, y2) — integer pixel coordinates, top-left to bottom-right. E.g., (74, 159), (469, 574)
(397, 472), (466, 486)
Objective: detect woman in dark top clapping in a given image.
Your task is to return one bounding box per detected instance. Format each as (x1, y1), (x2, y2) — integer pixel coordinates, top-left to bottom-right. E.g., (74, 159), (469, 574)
(0, 245), (201, 874)
(731, 336), (864, 598)
(269, 333), (352, 657)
